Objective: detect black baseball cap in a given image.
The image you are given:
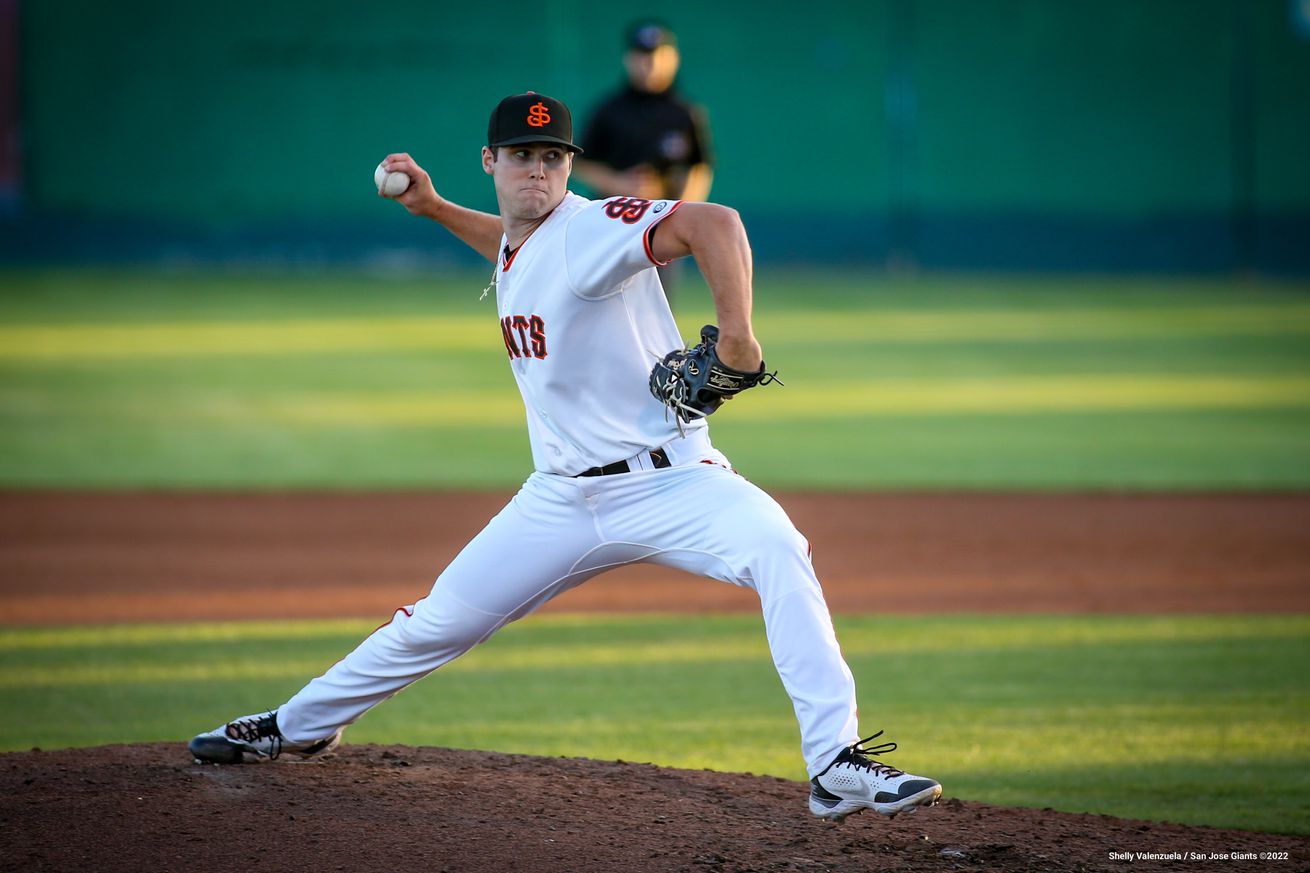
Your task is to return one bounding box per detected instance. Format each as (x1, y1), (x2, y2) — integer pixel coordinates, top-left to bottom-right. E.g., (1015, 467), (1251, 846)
(626, 20), (676, 52)
(487, 92), (583, 154)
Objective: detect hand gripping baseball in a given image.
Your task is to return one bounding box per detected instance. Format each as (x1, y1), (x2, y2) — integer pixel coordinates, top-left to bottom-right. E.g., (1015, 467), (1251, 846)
(377, 153), (443, 219)
(649, 325), (782, 431)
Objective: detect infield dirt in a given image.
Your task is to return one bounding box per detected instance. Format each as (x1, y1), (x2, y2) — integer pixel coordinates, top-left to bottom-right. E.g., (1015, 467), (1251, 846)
(3, 491), (1308, 623)
(1, 491), (1308, 872)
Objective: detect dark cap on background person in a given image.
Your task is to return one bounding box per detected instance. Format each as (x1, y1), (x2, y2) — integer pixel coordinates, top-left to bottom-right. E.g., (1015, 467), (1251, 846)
(487, 92), (584, 154)
(626, 20), (676, 52)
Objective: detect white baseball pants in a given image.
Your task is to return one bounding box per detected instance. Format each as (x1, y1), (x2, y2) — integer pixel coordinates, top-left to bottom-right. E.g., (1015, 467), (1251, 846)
(277, 434), (860, 777)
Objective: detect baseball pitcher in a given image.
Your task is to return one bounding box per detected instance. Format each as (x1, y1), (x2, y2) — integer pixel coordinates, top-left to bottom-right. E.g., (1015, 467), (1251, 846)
(188, 92), (941, 823)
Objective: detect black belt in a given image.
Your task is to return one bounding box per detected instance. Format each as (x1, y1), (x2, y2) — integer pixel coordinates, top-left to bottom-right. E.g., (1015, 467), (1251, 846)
(576, 447), (671, 477)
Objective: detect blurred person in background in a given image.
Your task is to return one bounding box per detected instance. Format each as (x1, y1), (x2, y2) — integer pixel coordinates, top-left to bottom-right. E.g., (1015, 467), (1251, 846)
(574, 19), (715, 304)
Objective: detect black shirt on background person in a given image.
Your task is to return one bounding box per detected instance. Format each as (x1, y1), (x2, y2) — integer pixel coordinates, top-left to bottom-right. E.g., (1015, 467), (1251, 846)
(575, 21), (715, 303)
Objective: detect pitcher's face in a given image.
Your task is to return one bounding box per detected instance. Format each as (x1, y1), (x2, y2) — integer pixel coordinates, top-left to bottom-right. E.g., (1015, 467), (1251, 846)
(484, 144), (572, 221)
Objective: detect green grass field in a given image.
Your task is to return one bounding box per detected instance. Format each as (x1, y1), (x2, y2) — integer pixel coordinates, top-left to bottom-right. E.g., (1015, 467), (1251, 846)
(1, 268), (1308, 489)
(1, 267), (1307, 836)
(1, 614), (1307, 835)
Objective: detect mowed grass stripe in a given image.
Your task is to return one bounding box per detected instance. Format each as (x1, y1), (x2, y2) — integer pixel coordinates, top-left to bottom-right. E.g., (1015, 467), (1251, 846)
(4, 303), (1310, 360)
(0, 640), (776, 689)
(740, 374), (1310, 418)
(755, 304), (1310, 342)
(0, 317), (495, 360)
(0, 608), (1289, 655)
(0, 660), (332, 689)
(271, 374), (1310, 426)
(0, 620), (374, 651)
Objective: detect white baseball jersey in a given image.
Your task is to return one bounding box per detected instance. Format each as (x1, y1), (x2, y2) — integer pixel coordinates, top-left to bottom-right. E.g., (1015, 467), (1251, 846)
(493, 191), (707, 475)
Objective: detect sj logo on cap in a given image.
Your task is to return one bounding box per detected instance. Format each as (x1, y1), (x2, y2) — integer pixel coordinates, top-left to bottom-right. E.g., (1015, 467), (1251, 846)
(527, 102), (551, 127)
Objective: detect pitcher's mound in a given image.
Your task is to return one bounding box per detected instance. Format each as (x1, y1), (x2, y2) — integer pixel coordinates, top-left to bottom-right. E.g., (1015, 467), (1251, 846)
(2, 744), (1304, 872)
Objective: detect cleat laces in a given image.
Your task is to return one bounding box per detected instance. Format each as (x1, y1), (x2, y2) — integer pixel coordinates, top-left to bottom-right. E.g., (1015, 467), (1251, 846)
(841, 730), (905, 779)
(224, 712), (283, 758)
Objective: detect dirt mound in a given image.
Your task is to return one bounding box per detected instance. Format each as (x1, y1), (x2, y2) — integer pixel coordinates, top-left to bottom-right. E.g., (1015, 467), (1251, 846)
(2, 744), (1304, 872)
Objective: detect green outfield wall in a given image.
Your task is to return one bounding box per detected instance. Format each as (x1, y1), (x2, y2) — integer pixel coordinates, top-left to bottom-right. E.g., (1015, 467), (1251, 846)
(5, 0), (1309, 272)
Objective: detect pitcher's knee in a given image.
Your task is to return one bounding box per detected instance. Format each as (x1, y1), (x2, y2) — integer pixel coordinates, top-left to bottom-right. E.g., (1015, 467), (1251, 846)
(397, 593), (503, 654)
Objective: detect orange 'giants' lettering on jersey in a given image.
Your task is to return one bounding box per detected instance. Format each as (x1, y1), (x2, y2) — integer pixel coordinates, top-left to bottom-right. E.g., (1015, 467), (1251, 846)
(603, 196), (652, 224)
(501, 314), (548, 360)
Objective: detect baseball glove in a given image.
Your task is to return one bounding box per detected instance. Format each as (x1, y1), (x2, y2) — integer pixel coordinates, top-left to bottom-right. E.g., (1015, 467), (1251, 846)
(649, 325), (781, 430)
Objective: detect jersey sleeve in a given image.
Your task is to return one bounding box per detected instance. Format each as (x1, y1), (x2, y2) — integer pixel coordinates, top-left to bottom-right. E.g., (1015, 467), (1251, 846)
(564, 197), (684, 299)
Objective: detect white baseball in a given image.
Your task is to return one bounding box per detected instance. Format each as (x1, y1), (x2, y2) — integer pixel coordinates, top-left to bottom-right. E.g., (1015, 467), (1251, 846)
(374, 162), (411, 197)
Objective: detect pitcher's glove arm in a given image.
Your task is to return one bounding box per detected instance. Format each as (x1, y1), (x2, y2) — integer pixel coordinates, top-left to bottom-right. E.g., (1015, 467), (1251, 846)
(649, 325), (782, 430)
